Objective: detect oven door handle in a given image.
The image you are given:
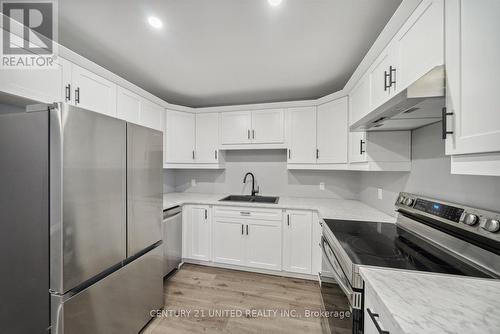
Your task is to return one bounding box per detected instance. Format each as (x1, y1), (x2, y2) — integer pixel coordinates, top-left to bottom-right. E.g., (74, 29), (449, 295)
(321, 239), (353, 302)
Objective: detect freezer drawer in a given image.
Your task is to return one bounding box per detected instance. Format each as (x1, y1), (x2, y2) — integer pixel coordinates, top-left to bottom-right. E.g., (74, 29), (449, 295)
(127, 123), (163, 257)
(51, 245), (164, 334)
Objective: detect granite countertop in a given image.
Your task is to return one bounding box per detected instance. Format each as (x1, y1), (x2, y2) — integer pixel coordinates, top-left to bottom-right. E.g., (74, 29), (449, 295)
(360, 267), (500, 334)
(163, 192), (395, 222)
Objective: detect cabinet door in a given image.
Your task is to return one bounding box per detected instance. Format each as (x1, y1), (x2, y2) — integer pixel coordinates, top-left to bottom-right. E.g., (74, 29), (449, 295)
(349, 132), (367, 163)
(195, 113), (219, 163)
(369, 50), (393, 109)
(317, 98), (348, 164)
(251, 109), (285, 144)
(188, 206), (211, 262)
(212, 218), (245, 266)
(396, 0), (444, 91)
(140, 99), (164, 131)
(445, 0), (500, 155)
(71, 64), (117, 117)
(220, 111), (252, 144)
(288, 107), (317, 163)
(165, 110), (195, 163)
(245, 220), (281, 271)
(0, 55), (64, 104)
(116, 87), (141, 124)
(349, 74), (371, 126)
(283, 211), (312, 274)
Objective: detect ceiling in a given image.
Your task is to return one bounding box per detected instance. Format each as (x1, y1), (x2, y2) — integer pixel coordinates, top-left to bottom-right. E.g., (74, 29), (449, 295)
(59, 0), (402, 107)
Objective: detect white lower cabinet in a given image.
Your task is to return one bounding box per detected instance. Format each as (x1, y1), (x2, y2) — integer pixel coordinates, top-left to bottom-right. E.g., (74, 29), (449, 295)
(364, 281), (399, 334)
(245, 219), (282, 271)
(283, 210), (313, 274)
(184, 205), (211, 262)
(212, 218), (245, 266)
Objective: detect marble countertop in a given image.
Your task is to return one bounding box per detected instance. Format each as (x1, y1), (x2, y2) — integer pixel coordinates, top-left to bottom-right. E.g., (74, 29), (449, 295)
(163, 192), (395, 222)
(360, 267), (500, 334)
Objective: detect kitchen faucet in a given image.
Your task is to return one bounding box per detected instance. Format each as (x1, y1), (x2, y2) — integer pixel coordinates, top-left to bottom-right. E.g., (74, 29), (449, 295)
(243, 172), (259, 196)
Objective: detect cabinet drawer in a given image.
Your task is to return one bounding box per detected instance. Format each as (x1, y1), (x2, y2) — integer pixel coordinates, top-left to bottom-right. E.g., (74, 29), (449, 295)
(213, 206), (282, 221)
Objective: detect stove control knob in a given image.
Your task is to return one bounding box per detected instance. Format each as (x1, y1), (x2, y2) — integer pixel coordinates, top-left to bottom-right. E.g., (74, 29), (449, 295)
(480, 219), (500, 233)
(404, 198), (414, 206)
(462, 213), (479, 226)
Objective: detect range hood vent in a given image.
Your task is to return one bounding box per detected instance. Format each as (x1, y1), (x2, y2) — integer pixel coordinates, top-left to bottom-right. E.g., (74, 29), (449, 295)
(350, 66), (445, 132)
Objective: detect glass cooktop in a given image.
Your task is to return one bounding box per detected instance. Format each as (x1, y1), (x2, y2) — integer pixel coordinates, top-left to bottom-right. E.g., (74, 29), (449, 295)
(324, 219), (493, 278)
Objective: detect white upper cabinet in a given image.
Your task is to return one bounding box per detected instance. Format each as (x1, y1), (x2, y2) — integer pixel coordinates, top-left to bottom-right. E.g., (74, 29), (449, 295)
(221, 111), (252, 145)
(140, 99), (164, 132)
(251, 109), (285, 144)
(349, 73), (371, 126)
(349, 132), (368, 164)
(283, 210), (312, 274)
(395, 0), (444, 91)
(288, 106), (317, 164)
(369, 49), (394, 110)
(165, 110), (195, 163)
(445, 0), (500, 156)
(317, 98), (348, 164)
(116, 86), (141, 124)
(220, 109), (285, 146)
(69, 63), (117, 117)
(195, 113), (220, 163)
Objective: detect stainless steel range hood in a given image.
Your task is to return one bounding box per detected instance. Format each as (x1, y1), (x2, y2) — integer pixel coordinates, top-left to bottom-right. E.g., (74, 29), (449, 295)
(350, 66), (445, 132)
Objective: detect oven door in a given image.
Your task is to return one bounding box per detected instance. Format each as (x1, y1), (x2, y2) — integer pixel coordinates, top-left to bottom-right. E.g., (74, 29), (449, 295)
(319, 235), (354, 334)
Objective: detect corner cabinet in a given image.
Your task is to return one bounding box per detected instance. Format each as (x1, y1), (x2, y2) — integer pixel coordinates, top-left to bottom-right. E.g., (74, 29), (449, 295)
(220, 109), (285, 148)
(445, 0), (500, 176)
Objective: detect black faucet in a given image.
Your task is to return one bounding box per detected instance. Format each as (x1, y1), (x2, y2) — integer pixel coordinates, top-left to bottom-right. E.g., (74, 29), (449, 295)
(243, 172), (259, 197)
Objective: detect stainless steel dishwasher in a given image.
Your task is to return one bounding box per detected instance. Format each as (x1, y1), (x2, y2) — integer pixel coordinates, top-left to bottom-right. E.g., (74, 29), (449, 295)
(162, 206), (182, 277)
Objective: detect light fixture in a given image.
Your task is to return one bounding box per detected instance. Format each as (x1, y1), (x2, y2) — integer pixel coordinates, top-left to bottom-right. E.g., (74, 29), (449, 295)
(268, 0), (282, 7)
(148, 16), (163, 29)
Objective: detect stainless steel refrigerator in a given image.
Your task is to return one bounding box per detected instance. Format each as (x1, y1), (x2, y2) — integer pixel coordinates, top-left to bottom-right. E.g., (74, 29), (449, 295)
(0, 102), (163, 334)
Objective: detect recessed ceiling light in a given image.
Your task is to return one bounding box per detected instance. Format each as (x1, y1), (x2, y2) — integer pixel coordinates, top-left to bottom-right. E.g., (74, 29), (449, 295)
(148, 16), (163, 29)
(268, 0), (282, 7)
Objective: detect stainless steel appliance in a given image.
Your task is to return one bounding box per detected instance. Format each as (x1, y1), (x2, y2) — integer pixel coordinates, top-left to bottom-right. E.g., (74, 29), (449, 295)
(0, 102), (164, 334)
(319, 192), (500, 334)
(163, 206), (182, 276)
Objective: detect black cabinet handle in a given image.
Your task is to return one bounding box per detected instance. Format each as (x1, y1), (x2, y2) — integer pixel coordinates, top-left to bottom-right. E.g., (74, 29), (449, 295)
(384, 71), (390, 91)
(192, 150), (195, 160)
(441, 107), (454, 140)
(367, 308), (390, 334)
(246, 225), (249, 235)
(215, 150), (218, 160)
(75, 87), (80, 104)
(389, 66), (396, 88)
(359, 140), (366, 155)
(204, 209), (207, 220)
(287, 214), (290, 226)
(241, 224), (244, 235)
(248, 129), (250, 139)
(316, 149), (319, 159)
(288, 149), (291, 159)
(252, 129), (255, 139)
(65, 84), (71, 102)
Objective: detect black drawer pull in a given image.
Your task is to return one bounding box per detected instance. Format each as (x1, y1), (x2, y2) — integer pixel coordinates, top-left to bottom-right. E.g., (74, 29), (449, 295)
(441, 107), (454, 140)
(367, 308), (390, 334)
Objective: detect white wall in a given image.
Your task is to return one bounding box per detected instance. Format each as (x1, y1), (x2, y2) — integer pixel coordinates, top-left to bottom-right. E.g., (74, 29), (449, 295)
(359, 123), (500, 215)
(168, 150), (360, 199)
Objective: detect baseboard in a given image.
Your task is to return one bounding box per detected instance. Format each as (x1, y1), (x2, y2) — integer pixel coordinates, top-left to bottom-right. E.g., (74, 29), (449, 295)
(182, 258), (318, 281)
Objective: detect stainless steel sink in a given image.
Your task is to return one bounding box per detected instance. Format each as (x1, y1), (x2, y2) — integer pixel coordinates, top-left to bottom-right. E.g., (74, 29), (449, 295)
(219, 195), (279, 204)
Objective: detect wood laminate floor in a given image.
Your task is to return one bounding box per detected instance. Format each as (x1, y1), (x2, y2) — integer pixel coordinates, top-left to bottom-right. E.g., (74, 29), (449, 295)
(141, 264), (351, 334)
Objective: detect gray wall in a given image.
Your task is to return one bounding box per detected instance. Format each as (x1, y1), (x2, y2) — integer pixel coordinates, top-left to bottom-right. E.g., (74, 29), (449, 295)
(166, 150), (360, 199)
(358, 122), (500, 215)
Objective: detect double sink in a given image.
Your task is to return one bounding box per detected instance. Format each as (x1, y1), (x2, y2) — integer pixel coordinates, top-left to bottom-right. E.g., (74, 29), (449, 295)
(219, 195), (279, 204)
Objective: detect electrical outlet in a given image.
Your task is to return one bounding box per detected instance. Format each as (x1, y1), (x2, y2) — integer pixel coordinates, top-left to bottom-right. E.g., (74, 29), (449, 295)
(377, 188), (383, 200)
(319, 182), (325, 191)
(191, 179), (196, 187)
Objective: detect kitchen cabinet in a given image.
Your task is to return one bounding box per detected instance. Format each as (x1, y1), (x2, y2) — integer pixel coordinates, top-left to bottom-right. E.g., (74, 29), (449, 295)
(220, 109), (285, 147)
(369, 48), (396, 110)
(288, 106), (317, 164)
(67, 62), (117, 117)
(212, 206), (282, 271)
(165, 110), (196, 164)
(116, 86), (141, 124)
(283, 210), (312, 274)
(349, 131), (411, 171)
(349, 73), (371, 126)
(212, 218), (245, 266)
(316, 98), (348, 164)
(364, 280), (399, 334)
(184, 205), (211, 262)
(195, 113), (220, 163)
(445, 0), (500, 157)
(140, 99), (164, 132)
